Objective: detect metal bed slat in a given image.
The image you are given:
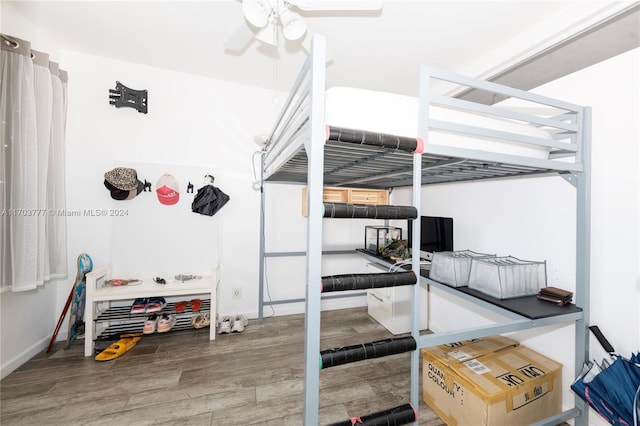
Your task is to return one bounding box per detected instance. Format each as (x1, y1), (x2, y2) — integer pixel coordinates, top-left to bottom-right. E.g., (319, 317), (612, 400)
(264, 61), (313, 178)
(428, 118), (577, 152)
(268, 125), (579, 189)
(420, 142), (582, 172)
(274, 88), (311, 143)
(265, 54), (312, 151)
(264, 112), (310, 172)
(266, 138), (577, 189)
(429, 93), (580, 133)
(264, 121), (312, 179)
(337, 158), (467, 186)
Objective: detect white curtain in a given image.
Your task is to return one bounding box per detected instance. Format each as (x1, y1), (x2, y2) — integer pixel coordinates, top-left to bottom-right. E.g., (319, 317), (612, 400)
(46, 61), (67, 282)
(1, 34), (68, 291)
(33, 49), (52, 285)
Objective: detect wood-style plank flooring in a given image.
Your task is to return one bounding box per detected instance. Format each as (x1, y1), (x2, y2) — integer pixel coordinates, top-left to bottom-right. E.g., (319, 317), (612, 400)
(1, 308), (445, 425)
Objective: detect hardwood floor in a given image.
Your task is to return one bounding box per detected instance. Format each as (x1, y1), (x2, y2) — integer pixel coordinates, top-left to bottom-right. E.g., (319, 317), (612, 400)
(1, 308), (444, 425)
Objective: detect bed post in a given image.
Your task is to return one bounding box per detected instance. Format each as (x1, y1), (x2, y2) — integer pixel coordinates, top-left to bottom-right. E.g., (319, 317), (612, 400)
(573, 106), (592, 426)
(410, 65), (432, 425)
(303, 34), (327, 426)
(409, 151), (422, 422)
(258, 151), (266, 322)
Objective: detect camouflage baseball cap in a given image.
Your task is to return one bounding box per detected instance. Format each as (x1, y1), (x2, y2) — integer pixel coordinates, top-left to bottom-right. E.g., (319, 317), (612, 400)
(104, 167), (138, 191)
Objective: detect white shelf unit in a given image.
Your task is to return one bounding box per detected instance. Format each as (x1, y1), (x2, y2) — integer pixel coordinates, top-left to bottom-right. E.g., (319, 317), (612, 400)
(260, 34), (591, 426)
(84, 267), (219, 357)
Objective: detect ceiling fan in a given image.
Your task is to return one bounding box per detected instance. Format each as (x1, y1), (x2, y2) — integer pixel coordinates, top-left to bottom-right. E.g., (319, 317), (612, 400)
(224, 0), (383, 52)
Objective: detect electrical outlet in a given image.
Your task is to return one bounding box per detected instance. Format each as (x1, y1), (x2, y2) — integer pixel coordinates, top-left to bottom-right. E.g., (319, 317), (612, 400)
(232, 287), (241, 299)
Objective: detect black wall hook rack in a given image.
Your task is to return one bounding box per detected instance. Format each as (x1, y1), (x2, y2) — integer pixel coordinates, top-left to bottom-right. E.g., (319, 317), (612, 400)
(109, 81), (148, 114)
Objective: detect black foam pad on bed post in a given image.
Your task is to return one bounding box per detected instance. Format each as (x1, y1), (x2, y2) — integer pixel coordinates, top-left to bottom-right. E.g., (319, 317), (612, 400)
(321, 271), (416, 293)
(323, 203), (417, 219)
(320, 336), (417, 369)
(327, 126), (418, 153)
(327, 403), (417, 426)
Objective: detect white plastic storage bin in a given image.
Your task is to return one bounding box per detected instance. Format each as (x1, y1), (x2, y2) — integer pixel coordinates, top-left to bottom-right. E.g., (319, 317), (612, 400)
(468, 256), (547, 299)
(429, 250), (495, 287)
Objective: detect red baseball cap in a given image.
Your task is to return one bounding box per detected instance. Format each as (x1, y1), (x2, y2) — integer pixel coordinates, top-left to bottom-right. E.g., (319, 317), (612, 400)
(156, 174), (179, 205)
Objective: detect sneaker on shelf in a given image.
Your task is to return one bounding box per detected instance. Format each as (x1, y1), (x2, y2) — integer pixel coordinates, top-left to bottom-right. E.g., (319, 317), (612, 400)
(218, 316), (233, 334)
(143, 314), (159, 334)
(130, 298), (148, 315)
(156, 313), (177, 333)
(231, 315), (248, 333)
(145, 297), (167, 313)
(190, 312), (211, 329)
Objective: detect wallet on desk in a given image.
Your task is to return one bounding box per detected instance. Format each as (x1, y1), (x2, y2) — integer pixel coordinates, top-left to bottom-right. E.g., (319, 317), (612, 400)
(537, 286), (573, 306)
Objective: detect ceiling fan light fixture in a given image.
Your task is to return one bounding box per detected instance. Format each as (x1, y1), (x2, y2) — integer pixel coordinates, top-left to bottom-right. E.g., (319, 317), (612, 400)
(255, 21), (278, 46)
(279, 9), (307, 41)
(242, 0), (271, 28)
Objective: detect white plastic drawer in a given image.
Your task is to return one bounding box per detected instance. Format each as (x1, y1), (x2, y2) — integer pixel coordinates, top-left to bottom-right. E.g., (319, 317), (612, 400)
(367, 289), (392, 322)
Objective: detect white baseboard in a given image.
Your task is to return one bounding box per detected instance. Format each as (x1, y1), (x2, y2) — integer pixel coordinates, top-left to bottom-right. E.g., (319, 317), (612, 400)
(1, 335), (49, 380)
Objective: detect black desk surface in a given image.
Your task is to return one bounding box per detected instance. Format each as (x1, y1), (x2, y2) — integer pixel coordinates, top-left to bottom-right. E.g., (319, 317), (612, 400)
(356, 249), (582, 320)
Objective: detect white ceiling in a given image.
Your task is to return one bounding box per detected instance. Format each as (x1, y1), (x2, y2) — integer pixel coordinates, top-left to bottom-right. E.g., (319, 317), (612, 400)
(5, 1), (631, 96)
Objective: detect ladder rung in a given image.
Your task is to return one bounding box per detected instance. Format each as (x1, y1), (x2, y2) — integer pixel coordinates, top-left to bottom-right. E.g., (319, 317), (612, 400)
(321, 271), (416, 292)
(327, 125), (420, 153)
(320, 336), (416, 369)
(323, 203), (417, 219)
(327, 403), (417, 426)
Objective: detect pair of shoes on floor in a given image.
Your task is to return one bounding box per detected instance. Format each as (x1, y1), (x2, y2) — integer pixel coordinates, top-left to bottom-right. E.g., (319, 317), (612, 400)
(219, 315), (248, 334)
(143, 313), (176, 334)
(131, 297), (166, 314)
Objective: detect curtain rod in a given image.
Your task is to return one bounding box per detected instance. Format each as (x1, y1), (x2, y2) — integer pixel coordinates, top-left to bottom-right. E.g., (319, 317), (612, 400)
(1, 32), (67, 81)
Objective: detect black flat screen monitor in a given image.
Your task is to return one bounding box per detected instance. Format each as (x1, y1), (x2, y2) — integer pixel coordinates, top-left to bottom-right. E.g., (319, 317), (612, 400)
(407, 216), (453, 257)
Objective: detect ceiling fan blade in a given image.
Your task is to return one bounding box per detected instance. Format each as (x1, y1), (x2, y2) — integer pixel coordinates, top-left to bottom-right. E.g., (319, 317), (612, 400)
(223, 24), (255, 52)
(292, 0), (382, 11)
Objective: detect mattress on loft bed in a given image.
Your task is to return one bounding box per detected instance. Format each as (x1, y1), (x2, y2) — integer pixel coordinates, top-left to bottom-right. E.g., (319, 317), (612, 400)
(325, 87), (552, 160)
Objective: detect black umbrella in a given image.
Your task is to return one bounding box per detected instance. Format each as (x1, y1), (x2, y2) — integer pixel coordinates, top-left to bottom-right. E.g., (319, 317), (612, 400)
(191, 175), (230, 217)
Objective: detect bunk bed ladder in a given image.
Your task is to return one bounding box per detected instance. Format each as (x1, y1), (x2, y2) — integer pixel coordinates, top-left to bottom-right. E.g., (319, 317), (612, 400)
(315, 196), (422, 425)
(309, 148), (424, 425)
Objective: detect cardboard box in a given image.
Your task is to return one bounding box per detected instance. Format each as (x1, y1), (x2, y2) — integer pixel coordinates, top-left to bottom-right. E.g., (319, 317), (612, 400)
(422, 335), (519, 366)
(422, 343), (562, 426)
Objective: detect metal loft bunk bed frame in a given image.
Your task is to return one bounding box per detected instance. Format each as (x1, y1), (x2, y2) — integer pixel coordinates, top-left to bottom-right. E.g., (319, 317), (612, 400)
(258, 34), (591, 426)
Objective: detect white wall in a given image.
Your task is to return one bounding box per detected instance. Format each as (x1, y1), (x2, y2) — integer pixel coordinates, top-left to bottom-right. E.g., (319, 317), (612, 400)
(61, 51), (282, 322)
(393, 47), (639, 423)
